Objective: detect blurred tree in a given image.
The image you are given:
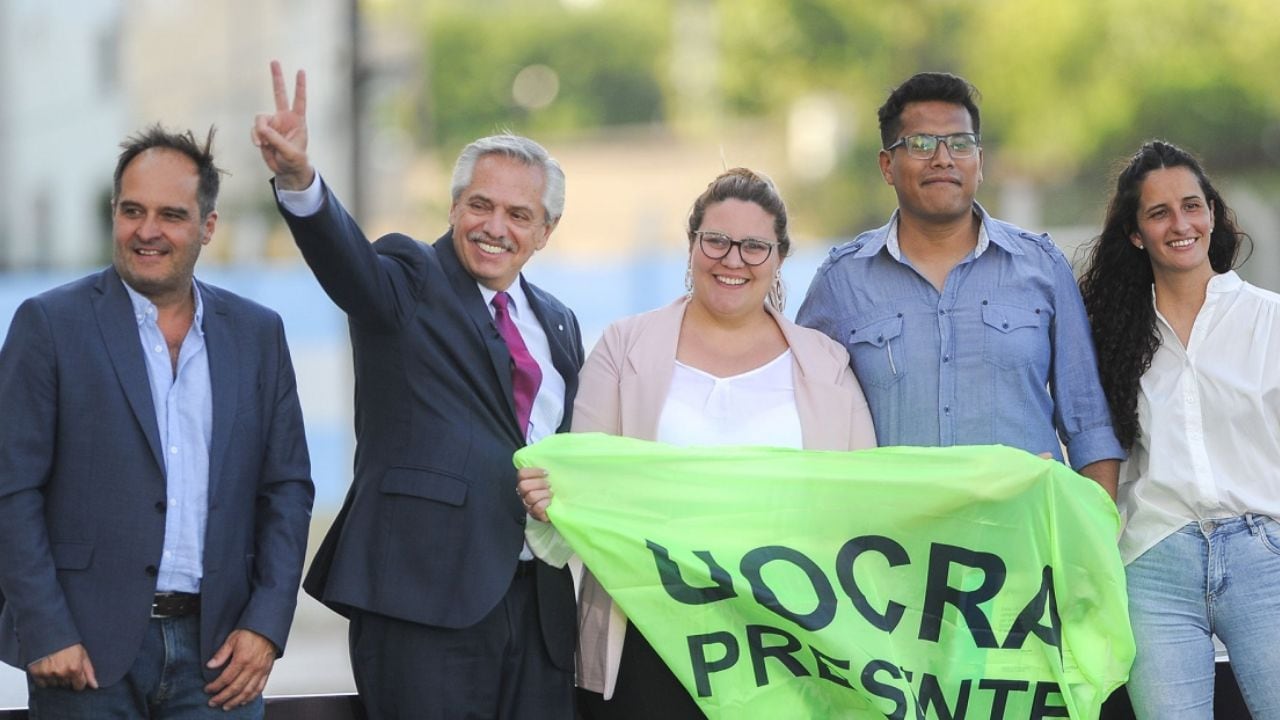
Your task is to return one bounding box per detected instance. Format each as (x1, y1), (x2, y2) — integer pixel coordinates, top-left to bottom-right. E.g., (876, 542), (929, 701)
(714, 0), (1280, 234)
(390, 0), (1280, 236)
(411, 0), (670, 153)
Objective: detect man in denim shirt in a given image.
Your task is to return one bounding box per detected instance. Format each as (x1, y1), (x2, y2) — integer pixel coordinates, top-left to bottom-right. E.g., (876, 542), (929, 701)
(797, 72), (1122, 497)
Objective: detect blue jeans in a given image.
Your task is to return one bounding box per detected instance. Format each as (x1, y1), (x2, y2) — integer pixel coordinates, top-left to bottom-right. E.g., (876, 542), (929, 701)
(1126, 515), (1280, 719)
(27, 615), (263, 719)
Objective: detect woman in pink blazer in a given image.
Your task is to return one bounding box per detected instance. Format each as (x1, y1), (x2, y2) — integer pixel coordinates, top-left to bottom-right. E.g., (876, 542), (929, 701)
(519, 168), (876, 718)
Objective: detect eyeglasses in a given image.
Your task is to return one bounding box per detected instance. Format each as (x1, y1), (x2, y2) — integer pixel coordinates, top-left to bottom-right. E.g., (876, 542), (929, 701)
(884, 133), (981, 159)
(693, 231), (777, 266)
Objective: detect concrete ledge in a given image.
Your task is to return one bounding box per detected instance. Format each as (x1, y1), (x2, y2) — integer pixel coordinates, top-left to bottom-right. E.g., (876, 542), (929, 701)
(0, 692), (366, 719)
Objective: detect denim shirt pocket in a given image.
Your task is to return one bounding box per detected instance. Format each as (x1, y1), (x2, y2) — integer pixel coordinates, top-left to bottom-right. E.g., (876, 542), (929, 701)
(981, 302), (1047, 370)
(847, 314), (905, 388)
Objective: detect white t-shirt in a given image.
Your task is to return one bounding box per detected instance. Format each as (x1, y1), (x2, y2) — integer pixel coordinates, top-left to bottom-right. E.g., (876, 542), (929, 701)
(656, 350), (803, 449)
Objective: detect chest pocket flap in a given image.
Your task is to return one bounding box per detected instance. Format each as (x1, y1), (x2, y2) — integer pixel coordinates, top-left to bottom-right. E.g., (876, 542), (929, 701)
(850, 315), (903, 347)
(981, 303), (1041, 333)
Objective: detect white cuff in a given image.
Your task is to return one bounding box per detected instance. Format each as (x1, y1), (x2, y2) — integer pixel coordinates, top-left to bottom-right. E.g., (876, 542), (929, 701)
(276, 172), (324, 217)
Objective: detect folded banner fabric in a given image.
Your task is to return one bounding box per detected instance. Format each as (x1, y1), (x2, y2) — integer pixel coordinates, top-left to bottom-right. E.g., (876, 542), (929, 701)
(516, 434), (1133, 720)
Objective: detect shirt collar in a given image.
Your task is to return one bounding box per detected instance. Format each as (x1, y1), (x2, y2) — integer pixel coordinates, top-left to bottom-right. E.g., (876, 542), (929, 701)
(478, 278), (530, 319)
(1207, 270), (1243, 294)
(121, 277), (205, 336)
(1148, 271), (1242, 309)
(879, 203), (993, 262)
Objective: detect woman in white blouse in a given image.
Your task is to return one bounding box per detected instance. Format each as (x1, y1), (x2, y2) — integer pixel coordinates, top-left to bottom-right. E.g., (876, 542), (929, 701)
(1079, 141), (1280, 718)
(518, 168), (876, 718)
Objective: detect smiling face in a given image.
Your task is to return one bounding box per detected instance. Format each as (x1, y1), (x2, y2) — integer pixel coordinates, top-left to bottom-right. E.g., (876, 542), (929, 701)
(448, 153), (556, 291)
(112, 148), (215, 306)
(1131, 166), (1216, 282)
(879, 100), (983, 226)
(688, 199), (781, 321)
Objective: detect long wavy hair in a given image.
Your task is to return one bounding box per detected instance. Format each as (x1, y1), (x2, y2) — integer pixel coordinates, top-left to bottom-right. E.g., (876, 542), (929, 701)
(1078, 140), (1248, 450)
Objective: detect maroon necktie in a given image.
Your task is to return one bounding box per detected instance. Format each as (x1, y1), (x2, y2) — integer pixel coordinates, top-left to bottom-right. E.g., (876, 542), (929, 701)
(491, 292), (543, 437)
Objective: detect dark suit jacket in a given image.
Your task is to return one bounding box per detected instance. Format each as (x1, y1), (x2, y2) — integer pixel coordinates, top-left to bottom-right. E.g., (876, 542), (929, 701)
(287, 184), (583, 670)
(0, 267), (314, 685)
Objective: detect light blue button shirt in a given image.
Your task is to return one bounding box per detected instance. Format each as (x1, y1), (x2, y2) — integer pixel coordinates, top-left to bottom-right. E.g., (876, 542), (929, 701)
(798, 205), (1123, 471)
(123, 280), (213, 593)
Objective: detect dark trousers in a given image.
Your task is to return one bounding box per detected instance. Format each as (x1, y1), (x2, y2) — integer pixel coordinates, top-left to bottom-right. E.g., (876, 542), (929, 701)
(348, 564), (573, 720)
(577, 622), (704, 720)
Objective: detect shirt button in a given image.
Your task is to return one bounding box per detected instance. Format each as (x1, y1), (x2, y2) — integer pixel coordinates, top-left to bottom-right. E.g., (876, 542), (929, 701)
(943, 355), (950, 363)
(1002, 323), (1009, 329)
(938, 309), (946, 316)
(169, 446), (178, 454)
(163, 550), (172, 558)
(944, 406), (951, 414)
(154, 345), (163, 353)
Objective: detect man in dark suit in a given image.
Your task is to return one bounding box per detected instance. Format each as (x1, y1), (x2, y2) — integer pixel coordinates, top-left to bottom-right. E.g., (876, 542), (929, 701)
(252, 63), (582, 718)
(0, 126), (314, 718)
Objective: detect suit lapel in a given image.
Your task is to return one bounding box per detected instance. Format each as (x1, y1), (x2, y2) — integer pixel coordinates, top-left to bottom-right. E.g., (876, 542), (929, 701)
(621, 299), (684, 440)
(201, 281), (239, 497)
(435, 233), (520, 432)
(93, 268), (165, 474)
(774, 307), (853, 451)
(522, 278), (579, 415)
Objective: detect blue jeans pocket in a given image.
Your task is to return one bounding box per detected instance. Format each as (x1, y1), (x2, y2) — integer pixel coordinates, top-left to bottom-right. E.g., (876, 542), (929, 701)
(1252, 515), (1280, 555)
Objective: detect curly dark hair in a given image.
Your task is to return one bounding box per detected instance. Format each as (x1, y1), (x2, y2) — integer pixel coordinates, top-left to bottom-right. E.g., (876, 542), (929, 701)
(1078, 140), (1248, 450)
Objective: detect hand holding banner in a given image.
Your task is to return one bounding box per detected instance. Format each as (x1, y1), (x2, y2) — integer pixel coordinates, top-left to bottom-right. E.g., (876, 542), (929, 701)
(517, 434), (1133, 719)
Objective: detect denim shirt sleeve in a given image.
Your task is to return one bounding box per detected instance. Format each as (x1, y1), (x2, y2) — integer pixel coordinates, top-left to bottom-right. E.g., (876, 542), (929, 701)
(796, 256), (845, 341)
(1046, 249), (1125, 469)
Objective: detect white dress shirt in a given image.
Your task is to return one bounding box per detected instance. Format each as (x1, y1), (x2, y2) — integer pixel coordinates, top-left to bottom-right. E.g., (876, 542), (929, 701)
(1119, 271), (1280, 563)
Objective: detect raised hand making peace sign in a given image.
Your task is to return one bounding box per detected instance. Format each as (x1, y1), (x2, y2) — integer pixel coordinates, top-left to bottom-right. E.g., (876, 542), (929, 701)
(251, 60), (314, 190)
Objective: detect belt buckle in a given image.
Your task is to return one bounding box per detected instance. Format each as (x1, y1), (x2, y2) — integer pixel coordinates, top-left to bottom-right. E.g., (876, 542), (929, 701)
(151, 592), (196, 618)
(151, 593), (170, 619)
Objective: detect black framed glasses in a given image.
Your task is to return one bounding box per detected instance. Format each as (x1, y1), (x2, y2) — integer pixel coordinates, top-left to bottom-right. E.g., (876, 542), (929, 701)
(884, 133), (981, 159)
(693, 231), (777, 266)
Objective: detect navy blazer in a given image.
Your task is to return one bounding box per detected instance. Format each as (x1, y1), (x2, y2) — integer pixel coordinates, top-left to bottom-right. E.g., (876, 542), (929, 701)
(0, 267), (314, 685)
(288, 184), (584, 670)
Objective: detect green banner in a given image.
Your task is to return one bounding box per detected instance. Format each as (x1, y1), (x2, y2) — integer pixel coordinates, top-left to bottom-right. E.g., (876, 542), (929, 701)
(516, 434), (1133, 719)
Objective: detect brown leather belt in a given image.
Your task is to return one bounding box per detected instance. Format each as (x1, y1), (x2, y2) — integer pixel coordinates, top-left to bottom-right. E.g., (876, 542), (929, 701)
(151, 592), (201, 618)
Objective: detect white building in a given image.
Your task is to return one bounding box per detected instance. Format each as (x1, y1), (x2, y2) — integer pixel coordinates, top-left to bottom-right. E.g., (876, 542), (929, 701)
(0, 0), (126, 269)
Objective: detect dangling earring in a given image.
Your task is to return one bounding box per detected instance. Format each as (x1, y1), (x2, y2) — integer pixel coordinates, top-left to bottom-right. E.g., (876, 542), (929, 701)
(684, 256), (694, 298)
(768, 269), (786, 312)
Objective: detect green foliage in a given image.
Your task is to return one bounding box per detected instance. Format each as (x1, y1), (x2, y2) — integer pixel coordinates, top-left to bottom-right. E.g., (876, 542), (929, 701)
(399, 0), (1280, 235)
(417, 1), (669, 152)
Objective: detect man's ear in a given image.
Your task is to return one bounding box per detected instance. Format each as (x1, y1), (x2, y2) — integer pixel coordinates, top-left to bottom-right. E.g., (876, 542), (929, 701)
(201, 211), (218, 246)
(537, 218), (559, 250)
(878, 150), (895, 187)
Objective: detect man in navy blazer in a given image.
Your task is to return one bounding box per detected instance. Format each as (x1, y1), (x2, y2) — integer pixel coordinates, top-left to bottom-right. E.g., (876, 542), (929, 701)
(253, 63), (582, 719)
(0, 126), (314, 718)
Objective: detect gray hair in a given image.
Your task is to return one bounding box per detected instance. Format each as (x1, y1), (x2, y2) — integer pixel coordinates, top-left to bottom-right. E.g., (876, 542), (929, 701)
(450, 134), (565, 224)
